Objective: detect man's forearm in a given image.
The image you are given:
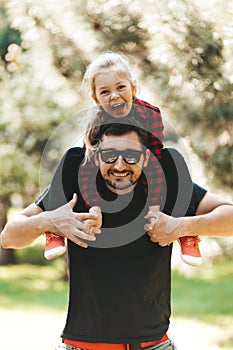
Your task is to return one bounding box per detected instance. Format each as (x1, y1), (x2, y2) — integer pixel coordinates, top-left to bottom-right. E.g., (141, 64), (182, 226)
(1, 209), (50, 249)
(1, 195), (102, 250)
(147, 203), (233, 246)
(180, 204), (233, 238)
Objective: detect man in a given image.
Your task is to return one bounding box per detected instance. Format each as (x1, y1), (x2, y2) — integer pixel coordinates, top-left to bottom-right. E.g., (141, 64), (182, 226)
(1, 123), (233, 350)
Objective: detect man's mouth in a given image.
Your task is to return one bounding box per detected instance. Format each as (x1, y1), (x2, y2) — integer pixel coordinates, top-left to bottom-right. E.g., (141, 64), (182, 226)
(110, 171), (131, 178)
(106, 171), (135, 191)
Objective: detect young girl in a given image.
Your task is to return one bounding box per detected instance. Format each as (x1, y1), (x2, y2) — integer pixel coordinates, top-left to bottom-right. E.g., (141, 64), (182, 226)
(44, 51), (202, 266)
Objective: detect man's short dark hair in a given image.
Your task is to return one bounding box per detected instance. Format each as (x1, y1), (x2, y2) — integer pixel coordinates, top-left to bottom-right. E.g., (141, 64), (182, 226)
(97, 121), (149, 149)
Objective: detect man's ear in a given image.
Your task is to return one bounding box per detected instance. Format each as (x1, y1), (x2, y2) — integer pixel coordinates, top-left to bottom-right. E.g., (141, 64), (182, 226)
(143, 149), (150, 168)
(94, 153), (99, 166)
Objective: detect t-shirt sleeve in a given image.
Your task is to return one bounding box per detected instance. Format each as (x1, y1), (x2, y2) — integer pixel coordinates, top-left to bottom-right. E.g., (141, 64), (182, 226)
(161, 148), (207, 216)
(191, 183), (207, 214)
(35, 186), (50, 211)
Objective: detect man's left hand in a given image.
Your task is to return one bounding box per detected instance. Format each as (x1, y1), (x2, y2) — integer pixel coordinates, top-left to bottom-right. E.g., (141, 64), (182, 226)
(144, 211), (183, 246)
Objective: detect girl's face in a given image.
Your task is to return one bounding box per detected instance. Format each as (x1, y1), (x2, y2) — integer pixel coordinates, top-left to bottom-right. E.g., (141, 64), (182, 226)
(93, 69), (136, 118)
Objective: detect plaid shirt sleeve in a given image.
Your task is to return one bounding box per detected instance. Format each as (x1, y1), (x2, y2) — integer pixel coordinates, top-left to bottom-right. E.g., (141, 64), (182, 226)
(79, 159), (100, 209)
(134, 99), (164, 206)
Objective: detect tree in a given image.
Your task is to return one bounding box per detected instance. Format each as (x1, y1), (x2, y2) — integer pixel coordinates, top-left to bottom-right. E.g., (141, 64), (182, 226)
(141, 0), (233, 192)
(0, 1), (84, 263)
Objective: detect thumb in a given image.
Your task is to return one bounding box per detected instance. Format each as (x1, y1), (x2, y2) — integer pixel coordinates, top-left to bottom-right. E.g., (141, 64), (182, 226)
(69, 193), (78, 209)
(144, 218), (156, 231)
(144, 212), (153, 219)
(89, 206), (101, 214)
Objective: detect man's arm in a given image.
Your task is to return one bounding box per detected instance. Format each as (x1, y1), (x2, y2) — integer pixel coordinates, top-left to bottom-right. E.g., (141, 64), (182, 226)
(1, 193), (101, 249)
(182, 192), (233, 237)
(146, 192), (233, 246)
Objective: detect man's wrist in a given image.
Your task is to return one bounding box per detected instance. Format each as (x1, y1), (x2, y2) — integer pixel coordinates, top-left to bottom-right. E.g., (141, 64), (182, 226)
(33, 211), (54, 236)
(178, 216), (198, 238)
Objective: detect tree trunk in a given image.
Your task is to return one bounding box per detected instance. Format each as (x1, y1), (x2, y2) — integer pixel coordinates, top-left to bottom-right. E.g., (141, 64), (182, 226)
(0, 246), (17, 265)
(0, 200), (17, 265)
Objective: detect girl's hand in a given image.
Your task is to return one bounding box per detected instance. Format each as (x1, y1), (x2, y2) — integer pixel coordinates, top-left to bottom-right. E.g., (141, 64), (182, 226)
(86, 206), (102, 228)
(144, 205), (160, 231)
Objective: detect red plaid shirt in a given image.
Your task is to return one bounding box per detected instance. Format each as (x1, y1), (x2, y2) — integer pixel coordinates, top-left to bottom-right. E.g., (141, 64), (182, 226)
(79, 98), (164, 208)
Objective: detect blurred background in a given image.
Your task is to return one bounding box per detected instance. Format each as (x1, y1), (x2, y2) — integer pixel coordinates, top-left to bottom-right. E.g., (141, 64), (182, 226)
(0, 0), (232, 349)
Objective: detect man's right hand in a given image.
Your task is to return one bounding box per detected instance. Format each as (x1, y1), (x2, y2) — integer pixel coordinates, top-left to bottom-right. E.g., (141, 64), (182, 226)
(46, 193), (101, 248)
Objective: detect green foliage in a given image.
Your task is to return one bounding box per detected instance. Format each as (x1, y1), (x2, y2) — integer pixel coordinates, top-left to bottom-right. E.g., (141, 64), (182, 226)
(0, 68), (70, 205)
(51, 33), (88, 81)
(0, 149), (31, 196)
(16, 243), (49, 265)
(146, 1), (233, 192)
(83, 0), (150, 53)
(0, 5), (21, 62)
(0, 4), (79, 209)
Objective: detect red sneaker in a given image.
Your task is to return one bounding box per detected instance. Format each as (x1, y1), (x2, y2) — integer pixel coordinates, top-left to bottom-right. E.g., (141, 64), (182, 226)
(44, 232), (66, 260)
(178, 236), (202, 266)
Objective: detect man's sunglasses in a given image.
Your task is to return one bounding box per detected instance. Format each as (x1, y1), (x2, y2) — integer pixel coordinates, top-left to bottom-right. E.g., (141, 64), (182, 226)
(98, 148), (145, 164)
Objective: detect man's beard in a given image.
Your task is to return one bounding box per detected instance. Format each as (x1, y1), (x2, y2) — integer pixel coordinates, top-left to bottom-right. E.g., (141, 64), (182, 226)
(105, 178), (137, 191)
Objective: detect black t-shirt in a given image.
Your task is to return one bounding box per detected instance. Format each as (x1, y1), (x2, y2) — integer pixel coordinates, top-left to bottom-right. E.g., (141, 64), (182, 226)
(36, 147), (206, 343)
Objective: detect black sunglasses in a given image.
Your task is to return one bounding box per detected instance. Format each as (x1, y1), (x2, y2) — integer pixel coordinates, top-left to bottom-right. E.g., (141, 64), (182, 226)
(98, 148), (145, 164)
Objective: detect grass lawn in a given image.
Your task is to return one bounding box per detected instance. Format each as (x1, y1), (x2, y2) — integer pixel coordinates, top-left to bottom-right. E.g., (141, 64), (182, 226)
(172, 259), (233, 322)
(0, 263), (68, 311)
(0, 259), (68, 350)
(0, 254), (233, 349)
(171, 258), (233, 349)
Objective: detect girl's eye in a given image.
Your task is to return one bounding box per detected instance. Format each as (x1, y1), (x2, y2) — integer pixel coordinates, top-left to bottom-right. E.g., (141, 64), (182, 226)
(118, 85), (125, 90)
(100, 90), (109, 95)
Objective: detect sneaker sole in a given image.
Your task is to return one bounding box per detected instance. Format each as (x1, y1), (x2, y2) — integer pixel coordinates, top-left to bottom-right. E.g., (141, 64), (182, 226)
(180, 254), (202, 267)
(44, 246), (67, 260)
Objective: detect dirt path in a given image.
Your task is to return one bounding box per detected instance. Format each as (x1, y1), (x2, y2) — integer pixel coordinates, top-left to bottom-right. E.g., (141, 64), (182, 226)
(1, 310), (232, 350)
(169, 317), (230, 350)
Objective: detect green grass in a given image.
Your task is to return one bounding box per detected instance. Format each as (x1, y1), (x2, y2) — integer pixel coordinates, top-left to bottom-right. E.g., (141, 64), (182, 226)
(171, 259), (233, 323)
(0, 263), (68, 311)
(1, 254), (233, 348)
(171, 259), (233, 348)
(1, 255), (232, 318)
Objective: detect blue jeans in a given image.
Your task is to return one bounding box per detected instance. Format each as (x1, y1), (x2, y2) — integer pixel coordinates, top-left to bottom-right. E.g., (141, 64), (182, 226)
(55, 339), (177, 350)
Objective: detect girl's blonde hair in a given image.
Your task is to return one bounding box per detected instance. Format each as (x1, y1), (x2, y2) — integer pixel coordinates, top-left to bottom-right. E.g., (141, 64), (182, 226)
(81, 51), (137, 161)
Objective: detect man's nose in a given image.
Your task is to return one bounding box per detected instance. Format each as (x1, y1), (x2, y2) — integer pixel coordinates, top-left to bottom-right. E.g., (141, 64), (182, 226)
(114, 155), (125, 169)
